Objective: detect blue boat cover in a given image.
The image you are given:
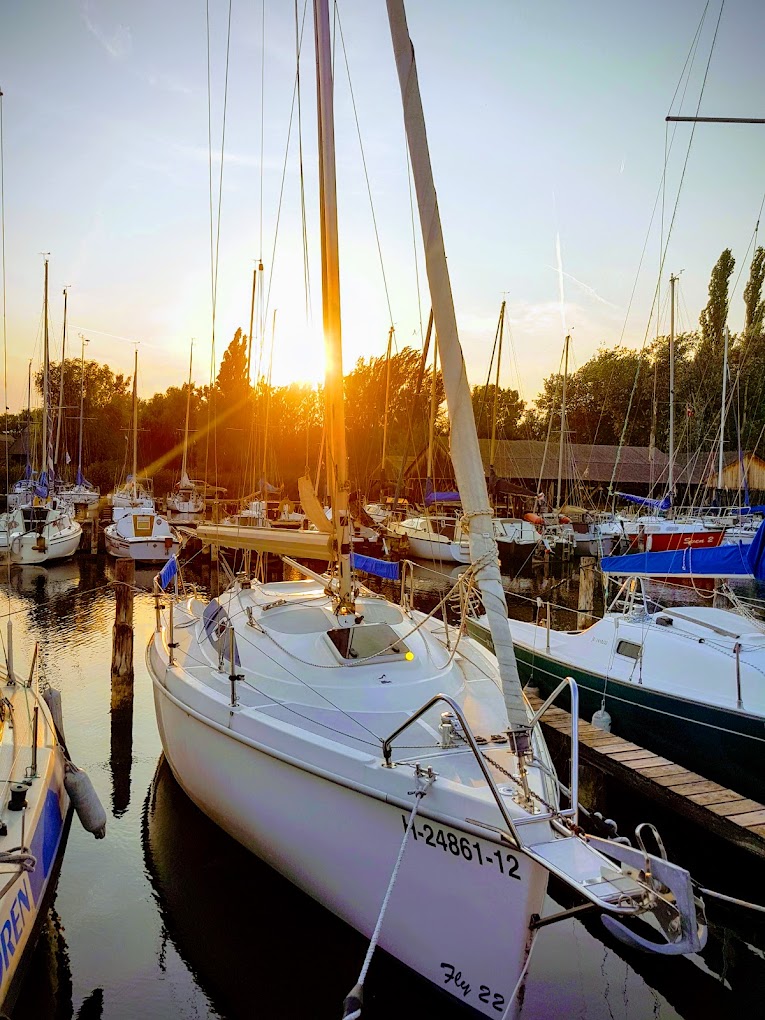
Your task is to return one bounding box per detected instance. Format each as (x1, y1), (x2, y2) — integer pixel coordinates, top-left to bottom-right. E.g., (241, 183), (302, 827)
(424, 477), (461, 507)
(615, 492), (671, 511)
(351, 553), (400, 581)
(601, 520), (765, 580)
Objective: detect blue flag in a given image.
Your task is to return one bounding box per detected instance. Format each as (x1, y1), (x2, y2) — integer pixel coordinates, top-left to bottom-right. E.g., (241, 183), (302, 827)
(159, 555), (179, 590)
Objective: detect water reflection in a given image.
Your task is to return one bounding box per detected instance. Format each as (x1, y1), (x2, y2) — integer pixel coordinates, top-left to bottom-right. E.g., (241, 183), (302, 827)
(1, 552), (763, 1018)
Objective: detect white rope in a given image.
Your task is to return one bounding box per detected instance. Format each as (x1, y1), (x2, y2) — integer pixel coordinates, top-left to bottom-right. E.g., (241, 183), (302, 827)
(500, 929), (538, 1020)
(341, 776), (432, 1019)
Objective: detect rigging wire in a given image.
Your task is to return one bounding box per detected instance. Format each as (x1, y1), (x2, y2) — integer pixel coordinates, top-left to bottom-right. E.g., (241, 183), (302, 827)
(0, 86), (10, 606)
(204, 0), (234, 505)
(609, 0), (726, 498)
(334, 2), (395, 329)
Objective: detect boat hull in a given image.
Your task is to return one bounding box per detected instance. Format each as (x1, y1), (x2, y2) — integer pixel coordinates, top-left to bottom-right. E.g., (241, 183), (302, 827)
(152, 673), (546, 1017)
(404, 534), (471, 563)
(0, 739), (70, 1011)
(104, 528), (179, 563)
(512, 643), (765, 801)
(8, 527), (82, 564)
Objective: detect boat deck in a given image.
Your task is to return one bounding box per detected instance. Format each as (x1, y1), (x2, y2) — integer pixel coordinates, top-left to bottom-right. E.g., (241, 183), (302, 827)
(526, 692), (765, 860)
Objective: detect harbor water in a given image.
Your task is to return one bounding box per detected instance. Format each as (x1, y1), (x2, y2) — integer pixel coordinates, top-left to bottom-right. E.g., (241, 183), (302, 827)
(3, 554), (764, 1019)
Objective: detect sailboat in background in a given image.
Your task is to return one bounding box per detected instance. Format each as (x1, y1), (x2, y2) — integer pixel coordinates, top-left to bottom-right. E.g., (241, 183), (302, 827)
(64, 333), (100, 508)
(105, 351), (179, 562)
(147, 3), (705, 1015)
(8, 258), (82, 565)
(166, 343), (205, 515)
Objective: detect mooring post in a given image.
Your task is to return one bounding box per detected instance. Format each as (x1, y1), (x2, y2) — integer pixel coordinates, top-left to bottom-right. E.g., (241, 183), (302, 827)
(577, 556), (597, 630)
(111, 557), (135, 702)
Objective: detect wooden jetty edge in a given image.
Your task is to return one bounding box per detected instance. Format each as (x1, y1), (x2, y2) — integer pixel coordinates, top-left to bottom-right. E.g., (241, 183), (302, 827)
(526, 692), (765, 860)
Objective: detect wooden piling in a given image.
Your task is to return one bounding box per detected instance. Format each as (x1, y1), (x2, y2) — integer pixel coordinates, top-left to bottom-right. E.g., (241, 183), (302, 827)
(111, 558), (135, 707)
(577, 556), (596, 630)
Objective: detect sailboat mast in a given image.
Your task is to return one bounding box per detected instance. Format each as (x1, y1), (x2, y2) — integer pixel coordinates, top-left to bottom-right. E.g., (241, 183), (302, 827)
(489, 299), (505, 470)
(668, 273), (677, 501)
(426, 339), (438, 485)
(717, 326), (729, 494)
(54, 286), (68, 470)
(380, 325), (394, 487)
(77, 334), (87, 483)
(556, 334), (569, 508)
(42, 257), (50, 495)
(386, 0), (528, 741)
(132, 349), (138, 503)
(314, 0), (352, 607)
(181, 341), (193, 485)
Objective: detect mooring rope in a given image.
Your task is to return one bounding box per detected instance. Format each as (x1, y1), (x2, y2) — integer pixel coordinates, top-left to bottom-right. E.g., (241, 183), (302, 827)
(341, 775), (433, 1020)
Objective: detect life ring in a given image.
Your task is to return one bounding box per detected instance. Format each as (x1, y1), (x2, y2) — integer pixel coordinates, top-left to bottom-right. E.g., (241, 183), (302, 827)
(278, 498), (294, 519)
(558, 514), (572, 525)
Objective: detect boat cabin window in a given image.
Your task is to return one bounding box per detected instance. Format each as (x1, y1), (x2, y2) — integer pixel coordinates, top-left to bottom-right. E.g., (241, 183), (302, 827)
(616, 639), (642, 660)
(133, 514), (154, 537)
(22, 507), (50, 529)
(326, 622), (410, 664)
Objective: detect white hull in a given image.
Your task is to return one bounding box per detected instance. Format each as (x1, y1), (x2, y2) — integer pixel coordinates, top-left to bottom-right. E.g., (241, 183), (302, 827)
(152, 668), (545, 1016)
(166, 493), (204, 514)
(406, 534), (470, 563)
(9, 524), (82, 564)
(104, 529), (179, 563)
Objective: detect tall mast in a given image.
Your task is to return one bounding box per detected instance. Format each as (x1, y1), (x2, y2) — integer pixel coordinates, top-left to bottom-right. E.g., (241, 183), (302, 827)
(717, 325), (730, 495)
(42, 256), (50, 496)
(131, 349), (138, 503)
(380, 325), (394, 487)
(260, 311), (277, 500)
(181, 341), (193, 486)
(54, 285), (68, 470)
(314, 0), (352, 608)
(489, 299), (505, 470)
(77, 334), (88, 484)
(387, 0), (528, 741)
(426, 338), (438, 485)
(668, 273), (677, 502)
(556, 334), (569, 509)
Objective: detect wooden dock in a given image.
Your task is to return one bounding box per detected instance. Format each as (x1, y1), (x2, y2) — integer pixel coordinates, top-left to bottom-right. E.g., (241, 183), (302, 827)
(527, 692), (765, 860)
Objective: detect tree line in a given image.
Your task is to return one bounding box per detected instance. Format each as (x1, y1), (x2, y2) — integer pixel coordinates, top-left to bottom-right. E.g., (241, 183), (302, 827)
(4, 246), (763, 503)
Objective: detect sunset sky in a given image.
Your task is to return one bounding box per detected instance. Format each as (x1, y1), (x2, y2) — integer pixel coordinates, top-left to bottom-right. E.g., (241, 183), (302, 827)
(1, 1), (764, 413)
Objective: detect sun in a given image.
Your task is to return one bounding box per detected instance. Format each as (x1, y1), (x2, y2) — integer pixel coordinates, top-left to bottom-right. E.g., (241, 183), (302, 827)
(268, 323), (326, 387)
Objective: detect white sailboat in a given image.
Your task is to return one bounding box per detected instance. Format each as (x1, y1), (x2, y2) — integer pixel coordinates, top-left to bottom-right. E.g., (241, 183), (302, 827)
(147, 3), (705, 1015)
(104, 352), (179, 563)
(62, 333), (100, 508)
(166, 343), (205, 515)
(8, 259), (82, 565)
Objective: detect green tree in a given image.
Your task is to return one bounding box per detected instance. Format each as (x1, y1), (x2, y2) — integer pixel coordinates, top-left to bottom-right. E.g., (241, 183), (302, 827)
(216, 328), (250, 404)
(699, 248), (735, 349)
(743, 246), (765, 336)
(471, 384), (525, 440)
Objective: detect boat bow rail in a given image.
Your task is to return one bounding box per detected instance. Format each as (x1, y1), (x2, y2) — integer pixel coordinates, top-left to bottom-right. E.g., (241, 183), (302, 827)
(381, 683), (707, 956)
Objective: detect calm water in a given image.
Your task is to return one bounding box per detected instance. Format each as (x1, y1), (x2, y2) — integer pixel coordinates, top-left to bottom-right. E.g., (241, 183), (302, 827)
(1, 554), (763, 1019)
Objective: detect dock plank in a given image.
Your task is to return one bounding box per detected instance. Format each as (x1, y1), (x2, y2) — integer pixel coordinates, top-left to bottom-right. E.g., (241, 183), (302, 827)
(668, 780), (726, 796)
(709, 799), (764, 817)
(632, 761), (681, 775)
(735, 810), (765, 827)
(607, 750), (665, 764)
(687, 791), (745, 807)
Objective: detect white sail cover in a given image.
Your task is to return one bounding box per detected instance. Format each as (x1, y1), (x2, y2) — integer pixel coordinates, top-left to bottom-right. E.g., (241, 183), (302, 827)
(386, 0), (528, 737)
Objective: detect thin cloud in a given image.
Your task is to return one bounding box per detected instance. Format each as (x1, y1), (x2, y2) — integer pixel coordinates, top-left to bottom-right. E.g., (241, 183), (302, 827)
(80, 1), (132, 61)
